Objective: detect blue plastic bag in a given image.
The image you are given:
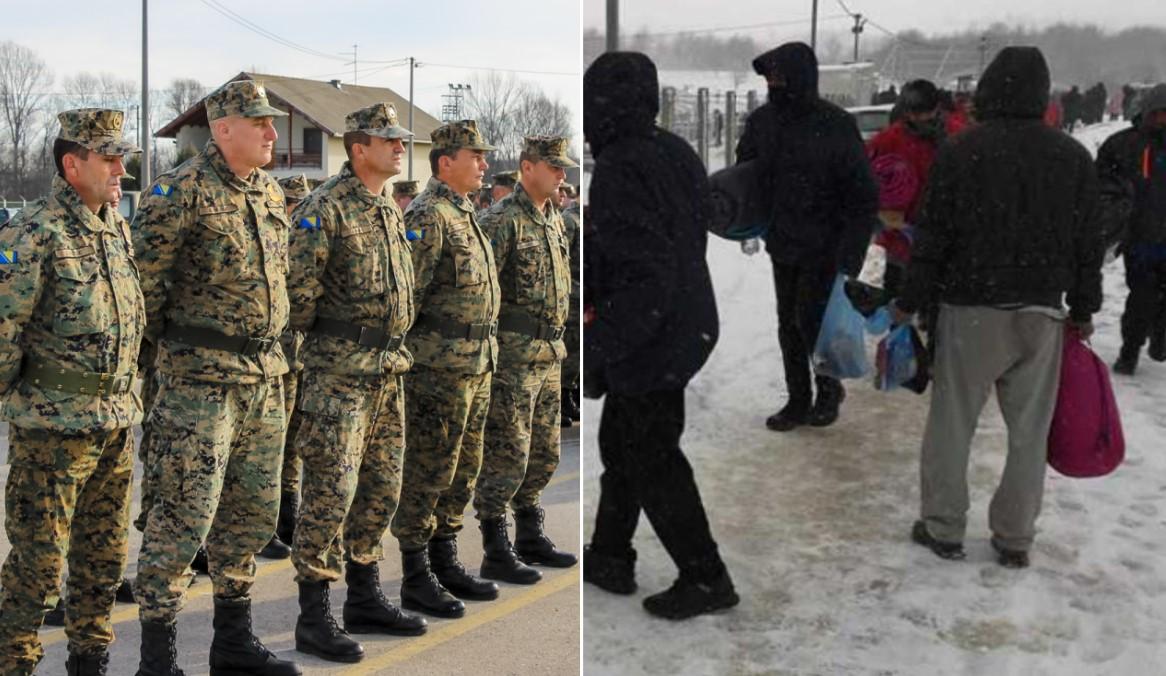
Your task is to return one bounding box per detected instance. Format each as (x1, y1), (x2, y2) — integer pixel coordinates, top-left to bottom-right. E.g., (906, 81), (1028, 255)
(812, 275), (870, 379)
(875, 324), (918, 390)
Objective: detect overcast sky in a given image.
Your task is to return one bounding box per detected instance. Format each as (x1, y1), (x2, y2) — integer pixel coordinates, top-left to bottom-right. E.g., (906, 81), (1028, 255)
(585, 0), (1166, 41)
(4, 0), (580, 143)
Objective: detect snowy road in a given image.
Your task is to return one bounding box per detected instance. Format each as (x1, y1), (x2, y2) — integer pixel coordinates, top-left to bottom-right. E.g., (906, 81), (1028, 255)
(583, 121), (1166, 675)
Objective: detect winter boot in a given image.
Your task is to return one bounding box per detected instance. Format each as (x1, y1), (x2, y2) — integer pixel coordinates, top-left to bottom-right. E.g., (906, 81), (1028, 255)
(399, 549), (465, 618)
(135, 619), (185, 676)
(1150, 331), (1166, 362)
(910, 520), (966, 561)
(116, 577), (135, 603)
(294, 581), (364, 663)
(44, 596), (65, 626)
(561, 388), (580, 425)
(642, 567), (739, 620)
(343, 561), (428, 636)
(275, 489), (299, 547)
(66, 650), (109, 676)
(808, 377), (846, 427)
(765, 400), (809, 432)
(582, 545), (636, 595)
(190, 546), (209, 575)
(990, 538), (1030, 569)
(1113, 345), (1139, 375)
(259, 534), (291, 560)
(479, 516), (542, 584)
(209, 596), (302, 675)
(514, 506), (577, 568)
(428, 537), (499, 601)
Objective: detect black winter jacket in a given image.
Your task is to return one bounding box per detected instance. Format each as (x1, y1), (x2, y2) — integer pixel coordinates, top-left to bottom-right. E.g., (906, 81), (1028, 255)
(898, 47), (1104, 322)
(1096, 84), (1166, 250)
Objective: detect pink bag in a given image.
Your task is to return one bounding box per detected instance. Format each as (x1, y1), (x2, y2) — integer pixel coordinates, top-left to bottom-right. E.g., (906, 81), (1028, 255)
(1047, 328), (1125, 478)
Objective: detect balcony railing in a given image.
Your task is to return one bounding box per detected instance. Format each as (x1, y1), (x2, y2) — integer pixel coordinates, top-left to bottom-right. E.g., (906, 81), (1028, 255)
(267, 151), (323, 170)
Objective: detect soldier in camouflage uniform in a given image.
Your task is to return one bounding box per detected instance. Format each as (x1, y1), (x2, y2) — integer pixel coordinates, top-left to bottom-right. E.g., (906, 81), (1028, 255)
(556, 184), (581, 425)
(258, 173), (311, 561)
(491, 170), (519, 203)
(475, 137), (578, 586)
(392, 179), (419, 212)
(389, 120), (502, 618)
(285, 103), (427, 663)
(131, 80), (301, 676)
(0, 109), (142, 676)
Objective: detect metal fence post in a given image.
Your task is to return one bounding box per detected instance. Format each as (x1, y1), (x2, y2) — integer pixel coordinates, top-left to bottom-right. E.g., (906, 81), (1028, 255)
(724, 91), (737, 166)
(660, 87), (676, 132)
(696, 87), (709, 165)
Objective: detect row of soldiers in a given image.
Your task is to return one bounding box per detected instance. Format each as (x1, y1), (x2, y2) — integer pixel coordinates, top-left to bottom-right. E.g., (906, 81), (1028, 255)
(0, 79), (578, 675)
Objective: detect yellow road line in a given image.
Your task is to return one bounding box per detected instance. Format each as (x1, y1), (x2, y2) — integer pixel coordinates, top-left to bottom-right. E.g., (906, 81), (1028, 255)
(545, 470), (579, 490)
(339, 569), (579, 675)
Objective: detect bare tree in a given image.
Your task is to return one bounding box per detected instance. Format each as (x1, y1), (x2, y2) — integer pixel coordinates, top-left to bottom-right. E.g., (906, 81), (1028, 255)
(511, 89), (572, 142)
(465, 73), (574, 165)
(0, 41), (52, 195)
(166, 78), (207, 119)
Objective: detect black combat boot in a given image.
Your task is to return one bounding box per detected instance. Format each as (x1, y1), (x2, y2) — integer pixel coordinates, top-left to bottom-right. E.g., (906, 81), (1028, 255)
(479, 516), (542, 584)
(135, 619), (185, 676)
(209, 596), (302, 675)
(561, 388), (580, 426)
(66, 650), (109, 676)
(428, 537), (499, 601)
(399, 549), (465, 619)
(765, 400), (810, 432)
(276, 489), (298, 546)
(808, 376), (846, 427)
(1150, 331), (1166, 362)
(294, 581), (364, 663)
(44, 596), (65, 626)
(116, 577), (135, 603)
(343, 561), (428, 636)
(642, 566), (740, 620)
(1114, 345), (1139, 375)
(514, 506), (577, 568)
(582, 545), (636, 595)
(191, 546), (209, 575)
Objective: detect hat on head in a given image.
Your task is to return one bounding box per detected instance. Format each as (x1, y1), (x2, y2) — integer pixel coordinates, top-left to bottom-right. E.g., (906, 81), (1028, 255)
(57, 108), (141, 155)
(392, 180), (420, 197)
(559, 183), (577, 199)
(431, 120), (496, 152)
(492, 171), (519, 187)
(522, 135), (577, 168)
(204, 80), (287, 121)
(278, 174), (311, 201)
(346, 102), (413, 140)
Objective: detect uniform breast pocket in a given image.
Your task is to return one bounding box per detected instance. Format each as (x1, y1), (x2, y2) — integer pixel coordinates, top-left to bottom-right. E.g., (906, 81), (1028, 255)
(448, 227), (486, 287)
(515, 238), (547, 304)
(52, 247), (113, 336)
(338, 224), (386, 296)
(265, 204), (291, 276)
(196, 205), (248, 283)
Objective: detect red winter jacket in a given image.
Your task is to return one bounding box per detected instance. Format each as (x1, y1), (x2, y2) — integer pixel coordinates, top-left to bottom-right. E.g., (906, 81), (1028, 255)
(866, 120), (948, 223)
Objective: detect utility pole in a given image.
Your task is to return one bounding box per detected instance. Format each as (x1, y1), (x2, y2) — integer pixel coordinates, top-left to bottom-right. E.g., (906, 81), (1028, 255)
(811, 0), (818, 51)
(408, 57), (415, 180)
(851, 13), (867, 62)
(141, 0), (151, 188)
(606, 0), (618, 52)
(352, 44), (358, 83)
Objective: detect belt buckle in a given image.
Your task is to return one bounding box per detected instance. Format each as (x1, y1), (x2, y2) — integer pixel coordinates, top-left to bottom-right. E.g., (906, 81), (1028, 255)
(95, 372), (111, 397)
(243, 337), (274, 356)
(550, 326), (565, 341)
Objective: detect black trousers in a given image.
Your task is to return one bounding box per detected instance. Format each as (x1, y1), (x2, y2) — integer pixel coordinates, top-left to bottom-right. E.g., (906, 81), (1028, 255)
(772, 261), (838, 407)
(590, 389), (723, 579)
(1121, 257), (1166, 349)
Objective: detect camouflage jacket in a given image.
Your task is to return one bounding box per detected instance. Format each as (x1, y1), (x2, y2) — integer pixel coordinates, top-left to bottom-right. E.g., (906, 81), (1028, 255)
(562, 203), (581, 298)
(407, 177), (500, 374)
(0, 176), (145, 432)
(288, 162), (415, 376)
(133, 140), (290, 383)
(480, 184), (571, 365)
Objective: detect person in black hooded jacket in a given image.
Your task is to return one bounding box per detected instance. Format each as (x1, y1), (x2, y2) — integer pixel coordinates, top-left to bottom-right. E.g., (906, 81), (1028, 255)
(581, 51), (738, 620)
(892, 47), (1102, 569)
(735, 42), (879, 432)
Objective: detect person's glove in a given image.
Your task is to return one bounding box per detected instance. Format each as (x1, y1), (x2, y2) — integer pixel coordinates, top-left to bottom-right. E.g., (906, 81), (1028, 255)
(1067, 318), (1094, 339)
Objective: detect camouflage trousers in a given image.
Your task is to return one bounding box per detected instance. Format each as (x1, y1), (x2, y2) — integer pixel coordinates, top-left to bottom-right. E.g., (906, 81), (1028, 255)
(291, 371), (405, 582)
(133, 366), (161, 532)
(282, 369), (303, 495)
(134, 374), (284, 623)
(391, 366), (491, 551)
(0, 426), (133, 673)
(562, 299), (580, 391)
(475, 360), (562, 519)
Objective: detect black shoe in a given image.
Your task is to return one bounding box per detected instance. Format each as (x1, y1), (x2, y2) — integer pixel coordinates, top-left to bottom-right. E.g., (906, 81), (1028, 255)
(399, 549), (466, 619)
(209, 596), (302, 675)
(990, 538), (1030, 569)
(765, 401), (809, 432)
(808, 377), (845, 427)
(136, 619), (186, 676)
(191, 546), (209, 575)
(1150, 333), (1166, 362)
(1113, 346), (1139, 375)
(276, 490), (299, 546)
(642, 570), (739, 620)
(343, 561), (428, 636)
(582, 545), (636, 595)
(514, 506), (577, 568)
(428, 538), (499, 601)
(910, 520), (966, 560)
(44, 597), (65, 626)
(295, 581), (364, 663)
(116, 578), (135, 604)
(562, 388), (581, 421)
(479, 516), (542, 585)
(66, 650), (109, 676)
(259, 534), (292, 560)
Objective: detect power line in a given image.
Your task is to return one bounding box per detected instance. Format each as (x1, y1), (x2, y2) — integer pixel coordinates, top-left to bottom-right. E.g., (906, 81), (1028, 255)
(584, 14), (851, 41)
(420, 62), (578, 77)
(197, 0), (347, 61)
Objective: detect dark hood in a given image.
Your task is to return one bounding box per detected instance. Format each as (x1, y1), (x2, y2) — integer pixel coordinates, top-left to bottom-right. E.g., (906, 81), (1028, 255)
(1137, 83), (1166, 129)
(973, 47), (1050, 121)
(752, 42), (819, 99)
(584, 52), (659, 157)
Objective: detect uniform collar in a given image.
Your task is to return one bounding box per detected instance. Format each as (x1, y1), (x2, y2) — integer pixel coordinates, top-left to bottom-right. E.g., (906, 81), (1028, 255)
(51, 174), (113, 233)
(338, 162), (391, 208)
(205, 140), (261, 193)
(510, 182), (552, 226)
(425, 176), (475, 214)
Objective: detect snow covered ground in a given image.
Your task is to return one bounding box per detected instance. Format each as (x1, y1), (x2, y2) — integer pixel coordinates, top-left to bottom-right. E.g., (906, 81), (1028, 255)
(582, 121), (1166, 675)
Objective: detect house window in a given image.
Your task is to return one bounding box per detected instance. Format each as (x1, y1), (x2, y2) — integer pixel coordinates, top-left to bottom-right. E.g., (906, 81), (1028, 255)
(303, 128), (322, 155)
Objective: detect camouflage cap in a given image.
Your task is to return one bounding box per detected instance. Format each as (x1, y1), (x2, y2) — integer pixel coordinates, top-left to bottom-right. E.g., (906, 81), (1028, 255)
(431, 119), (496, 152)
(392, 180), (420, 197)
(204, 80), (287, 121)
(522, 135), (577, 168)
(492, 171), (519, 187)
(57, 108), (141, 155)
(346, 102), (413, 140)
(278, 174), (311, 201)
(559, 183), (577, 198)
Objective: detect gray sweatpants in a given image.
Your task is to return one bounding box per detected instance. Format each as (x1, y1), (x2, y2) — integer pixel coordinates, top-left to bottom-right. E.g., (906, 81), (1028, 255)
(919, 304), (1064, 551)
